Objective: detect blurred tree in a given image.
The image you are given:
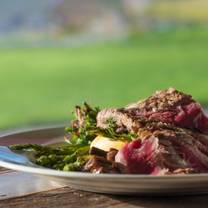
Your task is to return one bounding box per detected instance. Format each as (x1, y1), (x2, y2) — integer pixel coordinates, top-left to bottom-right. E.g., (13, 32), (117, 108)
(122, 0), (153, 31)
(54, 0), (104, 33)
(148, 0), (208, 24)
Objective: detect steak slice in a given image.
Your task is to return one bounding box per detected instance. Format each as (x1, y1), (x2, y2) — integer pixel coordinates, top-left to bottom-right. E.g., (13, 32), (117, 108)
(115, 127), (208, 175)
(125, 88), (208, 134)
(83, 149), (127, 174)
(96, 108), (140, 133)
(115, 136), (171, 175)
(83, 155), (120, 174)
(97, 88), (208, 134)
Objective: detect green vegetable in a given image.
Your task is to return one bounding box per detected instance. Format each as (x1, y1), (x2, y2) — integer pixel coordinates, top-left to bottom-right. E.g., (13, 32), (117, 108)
(10, 143), (90, 171)
(10, 102), (137, 171)
(65, 102), (100, 146)
(65, 103), (136, 143)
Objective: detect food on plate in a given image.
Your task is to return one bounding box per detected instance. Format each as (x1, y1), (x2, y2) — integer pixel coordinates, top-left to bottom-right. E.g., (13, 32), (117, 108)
(10, 88), (208, 175)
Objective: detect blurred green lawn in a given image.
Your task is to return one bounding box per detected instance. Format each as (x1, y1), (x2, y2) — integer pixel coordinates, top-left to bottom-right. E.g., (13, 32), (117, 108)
(0, 28), (208, 129)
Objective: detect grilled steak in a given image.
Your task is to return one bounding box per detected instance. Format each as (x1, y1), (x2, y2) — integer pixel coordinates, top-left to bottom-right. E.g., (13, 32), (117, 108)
(115, 128), (208, 175)
(84, 148), (125, 174)
(96, 108), (141, 133)
(84, 155), (119, 173)
(96, 88), (208, 175)
(97, 88), (208, 134)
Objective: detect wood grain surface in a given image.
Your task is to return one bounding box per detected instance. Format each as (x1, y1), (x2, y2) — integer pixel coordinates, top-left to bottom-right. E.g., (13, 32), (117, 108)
(1, 184), (208, 208)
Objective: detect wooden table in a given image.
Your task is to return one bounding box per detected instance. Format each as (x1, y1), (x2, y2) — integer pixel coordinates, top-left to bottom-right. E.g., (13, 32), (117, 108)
(0, 168), (208, 208)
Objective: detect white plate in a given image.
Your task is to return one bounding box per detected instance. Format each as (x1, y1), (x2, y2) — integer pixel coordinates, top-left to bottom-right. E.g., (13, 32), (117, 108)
(0, 126), (208, 196)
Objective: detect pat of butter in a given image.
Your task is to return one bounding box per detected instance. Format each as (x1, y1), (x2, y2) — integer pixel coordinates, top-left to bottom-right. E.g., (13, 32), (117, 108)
(90, 135), (126, 152)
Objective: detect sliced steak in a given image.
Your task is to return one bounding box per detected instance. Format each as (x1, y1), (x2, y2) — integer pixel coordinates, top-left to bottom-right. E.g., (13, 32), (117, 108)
(93, 88), (208, 175)
(96, 108), (141, 133)
(115, 127), (208, 175)
(125, 88), (208, 134)
(84, 148), (125, 174)
(97, 88), (208, 134)
(115, 136), (170, 175)
(83, 155), (120, 174)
